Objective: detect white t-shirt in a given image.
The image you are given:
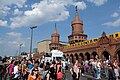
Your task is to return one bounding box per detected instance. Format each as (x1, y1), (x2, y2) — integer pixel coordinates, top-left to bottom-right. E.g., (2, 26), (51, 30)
(97, 62), (101, 68)
(14, 66), (19, 78)
(62, 61), (66, 68)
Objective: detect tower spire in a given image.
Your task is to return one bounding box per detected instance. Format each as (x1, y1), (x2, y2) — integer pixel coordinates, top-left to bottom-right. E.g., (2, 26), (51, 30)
(54, 23), (57, 34)
(76, 6), (77, 12)
(72, 6), (83, 25)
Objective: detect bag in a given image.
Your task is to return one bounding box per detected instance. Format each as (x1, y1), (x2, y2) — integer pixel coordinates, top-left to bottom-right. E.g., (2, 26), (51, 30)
(72, 72), (77, 78)
(12, 73), (15, 78)
(57, 72), (62, 79)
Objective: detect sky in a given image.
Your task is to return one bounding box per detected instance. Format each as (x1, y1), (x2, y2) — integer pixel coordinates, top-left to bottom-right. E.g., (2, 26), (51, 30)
(0, 0), (120, 56)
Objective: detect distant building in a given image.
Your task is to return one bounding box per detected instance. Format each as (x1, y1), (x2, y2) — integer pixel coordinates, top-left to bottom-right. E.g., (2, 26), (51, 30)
(37, 39), (51, 53)
(37, 39), (68, 54)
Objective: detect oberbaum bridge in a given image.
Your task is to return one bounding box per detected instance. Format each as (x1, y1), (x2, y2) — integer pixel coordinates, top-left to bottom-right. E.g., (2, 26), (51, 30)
(49, 6), (120, 63)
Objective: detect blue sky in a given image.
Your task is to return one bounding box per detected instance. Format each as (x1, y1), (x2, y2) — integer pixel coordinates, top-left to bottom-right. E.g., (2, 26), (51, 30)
(0, 0), (120, 56)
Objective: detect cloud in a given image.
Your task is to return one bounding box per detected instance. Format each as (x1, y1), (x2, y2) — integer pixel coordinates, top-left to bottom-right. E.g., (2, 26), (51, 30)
(0, 20), (8, 26)
(75, 1), (87, 10)
(14, 9), (23, 16)
(87, 0), (107, 6)
(0, 0), (26, 18)
(102, 18), (120, 27)
(111, 12), (119, 17)
(7, 32), (22, 37)
(103, 7), (120, 27)
(8, 41), (18, 45)
(9, 0), (87, 29)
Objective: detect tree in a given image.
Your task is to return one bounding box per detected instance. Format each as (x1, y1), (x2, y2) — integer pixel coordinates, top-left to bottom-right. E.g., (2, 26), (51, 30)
(0, 56), (2, 61)
(21, 52), (27, 55)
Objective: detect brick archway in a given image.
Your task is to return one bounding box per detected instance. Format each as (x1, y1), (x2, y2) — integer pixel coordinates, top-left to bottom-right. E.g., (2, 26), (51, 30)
(67, 54), (69, 57)
(85, 52), (90, 60)
(115, 49), (120, 62)
(74, 53), (79, 60)
(102, 51), (110, 60)
(79, 53), (84, 60)
(91, 52), (98, 59)
(70, 54), (74, 63)
(79, 53), (84, 63)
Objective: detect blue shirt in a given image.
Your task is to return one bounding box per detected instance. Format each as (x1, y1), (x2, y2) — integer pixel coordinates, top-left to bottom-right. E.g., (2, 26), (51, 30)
(29, 64), (34, 70)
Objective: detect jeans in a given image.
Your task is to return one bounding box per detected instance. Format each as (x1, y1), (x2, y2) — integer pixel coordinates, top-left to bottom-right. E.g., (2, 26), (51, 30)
(94, 68), (98, 78)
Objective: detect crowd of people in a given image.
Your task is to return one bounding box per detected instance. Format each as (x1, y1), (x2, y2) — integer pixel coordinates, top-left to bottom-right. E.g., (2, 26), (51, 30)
(0, 57), (69, 80)
(69, 57), (120, 80)
(0, 56), (120, 80)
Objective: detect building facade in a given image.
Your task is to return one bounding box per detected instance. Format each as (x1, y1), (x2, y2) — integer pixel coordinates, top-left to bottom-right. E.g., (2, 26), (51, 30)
(50, 6), (120, 63)
(37, 39), (68, 54)
(37, 39), (51, 53)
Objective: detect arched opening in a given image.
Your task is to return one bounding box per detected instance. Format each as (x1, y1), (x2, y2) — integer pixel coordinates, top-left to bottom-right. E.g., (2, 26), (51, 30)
(91, 52), (98, 59)
(85, 52), (90, 60)
(74, 53), (78, 60)
(116, 50), (120, 62)
(102, 51), (110, 60)
(67, 54), (69, 57)
(79, 53), (84, 60)
(70, 54), (74, 63)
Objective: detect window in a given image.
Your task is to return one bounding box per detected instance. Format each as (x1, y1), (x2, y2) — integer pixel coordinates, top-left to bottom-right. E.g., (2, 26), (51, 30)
(75, 36), (77, 38)
(94, 39), (98, 42)
(90, 40), (92, 42)
(115, 34), (118, 37)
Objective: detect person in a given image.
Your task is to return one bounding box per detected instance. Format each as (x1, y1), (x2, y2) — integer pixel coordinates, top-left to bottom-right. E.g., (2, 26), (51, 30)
(49, 61), (56, 80)
(56, 60), (62, 80)
(28, 61), (42, 80)
(62, 60), (66, 70)
(0, 64), (4, 80)
(113, 60), (119, 80)
(18, 60), (22, 79)
(13, 61), (20, 80)
(70, 60), (80, 80)
(108, 64), (116, 80)
(22, 63), (28, 80)
(9, 60), (15, 79)
(96, 59), (101, 79)
(28, 59), (34, 71)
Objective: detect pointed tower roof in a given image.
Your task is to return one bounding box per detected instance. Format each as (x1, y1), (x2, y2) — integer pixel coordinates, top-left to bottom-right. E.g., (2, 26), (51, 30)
(54, 23), (57, 34)
(72, 6), (83, 25)
(52, 23), (59, 36)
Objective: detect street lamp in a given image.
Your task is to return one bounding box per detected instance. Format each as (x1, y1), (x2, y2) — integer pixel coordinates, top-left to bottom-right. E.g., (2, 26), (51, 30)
(19, 43), (23, 56)
(29, 26), (37, 59)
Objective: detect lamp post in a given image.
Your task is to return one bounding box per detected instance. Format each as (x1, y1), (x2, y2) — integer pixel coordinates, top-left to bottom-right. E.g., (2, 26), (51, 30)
(19, 43), (23, 56)
(29, 26), (37, 59)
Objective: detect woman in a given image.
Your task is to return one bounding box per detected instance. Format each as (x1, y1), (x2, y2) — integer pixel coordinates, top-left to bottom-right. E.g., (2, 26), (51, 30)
(113, 60), (119, 80)
(49, 61), (56, 80)
(56, 60), (62, 80)
(28, 61), (42, 80)
(70, 60), (80, 80)
(9, 60), (15, 79)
